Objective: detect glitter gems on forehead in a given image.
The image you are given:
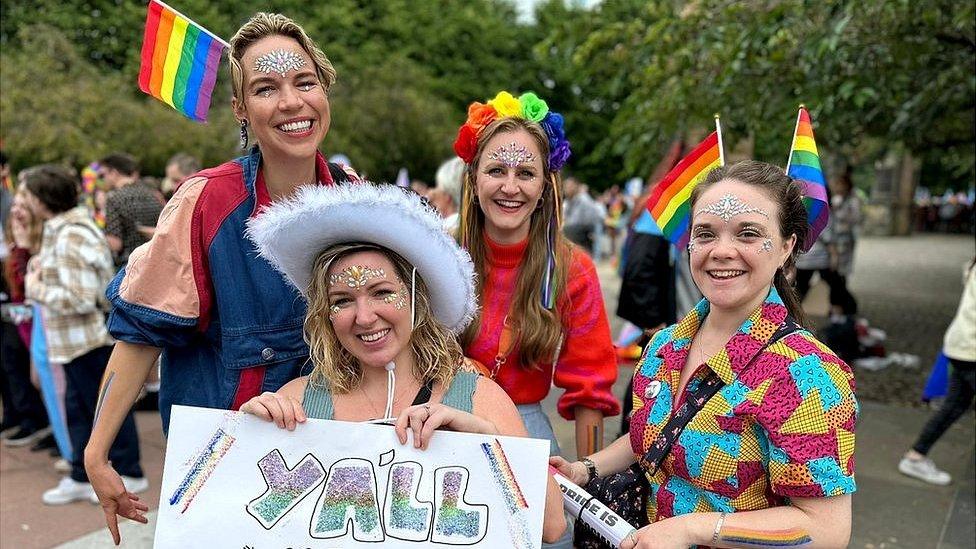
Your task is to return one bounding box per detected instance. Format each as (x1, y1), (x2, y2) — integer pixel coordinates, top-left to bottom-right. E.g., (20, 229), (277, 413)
(487, 141), (537, 168)
(253, 49), (308, 77)
(329, 265), (386, 289)
(697, 193), (769, 223)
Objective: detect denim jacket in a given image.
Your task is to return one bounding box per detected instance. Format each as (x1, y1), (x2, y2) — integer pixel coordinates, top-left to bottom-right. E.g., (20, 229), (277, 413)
(107, 147), (354, 431)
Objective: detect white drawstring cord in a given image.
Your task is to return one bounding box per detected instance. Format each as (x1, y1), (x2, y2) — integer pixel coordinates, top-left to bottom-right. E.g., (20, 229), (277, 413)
(410, 267), (417, 330)
(383, 268), (415, 420)
(384, 361), (396, 420)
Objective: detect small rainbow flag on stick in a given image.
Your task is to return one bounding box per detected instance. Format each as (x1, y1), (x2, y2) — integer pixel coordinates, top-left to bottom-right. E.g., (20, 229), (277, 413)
(786, 105), (830, 251)
(138, 0), (229, 122)
(647, 116), (725, 249)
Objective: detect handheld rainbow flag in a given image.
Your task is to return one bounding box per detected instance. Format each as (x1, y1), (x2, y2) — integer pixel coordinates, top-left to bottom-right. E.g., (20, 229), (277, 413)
(786, 105), (830, 251)
(138, 0), (229, 122)
(647, 116), (725, 249)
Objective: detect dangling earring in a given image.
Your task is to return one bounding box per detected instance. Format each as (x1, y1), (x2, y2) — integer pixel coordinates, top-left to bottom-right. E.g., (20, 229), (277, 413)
(239, 119), (249, 150)
(536, 197), (544, 210)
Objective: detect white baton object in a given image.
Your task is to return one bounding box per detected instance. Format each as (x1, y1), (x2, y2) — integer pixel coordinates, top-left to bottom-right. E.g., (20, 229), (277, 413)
(549, 466), (637, 548)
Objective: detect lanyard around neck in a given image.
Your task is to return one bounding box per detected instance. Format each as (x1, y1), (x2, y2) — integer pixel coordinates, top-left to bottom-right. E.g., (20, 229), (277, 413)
(492, 315), (517, 379)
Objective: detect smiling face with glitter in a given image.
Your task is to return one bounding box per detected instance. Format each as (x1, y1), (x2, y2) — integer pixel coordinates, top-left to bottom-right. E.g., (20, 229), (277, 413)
(233, 35), (330, 164)
(689, 179), (795, 316)
(475, 128), (545, 244)
(326, 250), (412, 369)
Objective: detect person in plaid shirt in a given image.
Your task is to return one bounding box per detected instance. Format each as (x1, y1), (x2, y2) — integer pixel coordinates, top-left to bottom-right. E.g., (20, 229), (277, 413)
(21, 165), (146, 505)
(552, 161), (856, 549)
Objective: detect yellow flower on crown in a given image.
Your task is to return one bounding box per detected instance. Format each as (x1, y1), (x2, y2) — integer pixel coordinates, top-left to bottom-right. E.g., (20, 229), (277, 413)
(488, 91), (522, 118)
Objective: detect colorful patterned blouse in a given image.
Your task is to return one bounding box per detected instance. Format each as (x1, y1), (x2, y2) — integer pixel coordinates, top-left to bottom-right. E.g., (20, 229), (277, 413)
(629, 287), (857, 523)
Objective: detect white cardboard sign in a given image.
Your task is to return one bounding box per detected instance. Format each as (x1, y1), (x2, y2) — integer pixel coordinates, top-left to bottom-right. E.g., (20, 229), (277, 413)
(155, 405), (550, 548)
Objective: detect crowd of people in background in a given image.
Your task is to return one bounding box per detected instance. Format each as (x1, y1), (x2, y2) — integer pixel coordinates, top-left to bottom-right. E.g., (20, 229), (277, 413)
(0, 149), (199, 506)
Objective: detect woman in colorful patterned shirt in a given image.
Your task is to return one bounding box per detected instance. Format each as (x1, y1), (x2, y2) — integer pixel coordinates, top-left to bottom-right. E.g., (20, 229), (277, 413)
(452, 92), (620, 462)
(552, 161), (857, 548)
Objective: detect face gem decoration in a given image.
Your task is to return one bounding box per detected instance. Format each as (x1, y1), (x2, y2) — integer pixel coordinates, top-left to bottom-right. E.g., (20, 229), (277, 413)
(760, 239), (773, 253)
(329, 265), (386, 290)
(687, 242), (697, 254)
(382, 280), (410, 310)
(253, 49), (308, 77)
(696, 193), (770, 223)
(487, 141), (537, 168)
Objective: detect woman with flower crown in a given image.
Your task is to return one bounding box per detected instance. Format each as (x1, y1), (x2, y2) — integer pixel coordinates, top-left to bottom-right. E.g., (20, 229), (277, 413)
(453, 92), (620, 471)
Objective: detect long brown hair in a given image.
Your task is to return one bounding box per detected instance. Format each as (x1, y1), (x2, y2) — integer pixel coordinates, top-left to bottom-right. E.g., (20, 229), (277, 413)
(305, 243), (463, 393)
(458, 117), (571, 367)
(690, 160), (809, 325)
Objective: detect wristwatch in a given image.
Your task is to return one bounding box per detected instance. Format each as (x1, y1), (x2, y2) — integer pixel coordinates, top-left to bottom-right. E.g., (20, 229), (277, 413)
(580, 457), (598, 484)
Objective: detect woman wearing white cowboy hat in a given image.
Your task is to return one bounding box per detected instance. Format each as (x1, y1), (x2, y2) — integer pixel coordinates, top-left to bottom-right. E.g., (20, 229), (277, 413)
(243, 182), (567, 543)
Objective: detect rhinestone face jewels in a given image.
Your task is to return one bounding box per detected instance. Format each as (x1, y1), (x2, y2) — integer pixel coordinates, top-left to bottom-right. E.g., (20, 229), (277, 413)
(253, 49), (308, 77)
(687, 242), (697, 253)
(382, 285), (409, 310)
(760, 239), (774, 253)
(329, 265), (387, 289)
(487, 141), (537, 168)
(696, 193), (769, 223)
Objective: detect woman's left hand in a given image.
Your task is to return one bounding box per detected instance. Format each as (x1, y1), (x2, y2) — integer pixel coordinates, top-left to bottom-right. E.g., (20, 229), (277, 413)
(394, 403), (498, 450)
(619, 517), (691, 549)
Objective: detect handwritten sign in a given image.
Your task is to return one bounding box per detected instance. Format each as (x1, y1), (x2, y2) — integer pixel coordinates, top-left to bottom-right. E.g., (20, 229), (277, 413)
(155, 405), (550, 548)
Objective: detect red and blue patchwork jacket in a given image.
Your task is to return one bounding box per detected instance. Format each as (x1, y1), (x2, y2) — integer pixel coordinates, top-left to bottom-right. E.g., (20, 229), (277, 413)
(107, 147), (356, 432)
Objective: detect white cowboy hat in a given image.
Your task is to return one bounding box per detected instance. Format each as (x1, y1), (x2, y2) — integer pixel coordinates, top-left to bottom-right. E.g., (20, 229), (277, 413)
(246, 182), (477, 333)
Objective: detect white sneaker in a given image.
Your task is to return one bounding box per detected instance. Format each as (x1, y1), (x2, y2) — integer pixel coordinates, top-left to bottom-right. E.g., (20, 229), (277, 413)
(89, 475), (150, 504)
(121, 475), (150, 494)
(42, 477), (95, 505)
(898, 456), (952, 485)
(53, 458), (71, 473)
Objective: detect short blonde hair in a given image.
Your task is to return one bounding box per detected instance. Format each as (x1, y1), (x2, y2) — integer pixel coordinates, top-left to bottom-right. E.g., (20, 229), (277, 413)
(305, 243), (463, 394)
(229, 13), (336, 103)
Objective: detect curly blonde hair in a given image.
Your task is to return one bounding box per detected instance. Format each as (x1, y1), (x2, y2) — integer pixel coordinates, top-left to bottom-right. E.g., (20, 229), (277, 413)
(305, 243), (463, 393)
(458, 117), (571, 369)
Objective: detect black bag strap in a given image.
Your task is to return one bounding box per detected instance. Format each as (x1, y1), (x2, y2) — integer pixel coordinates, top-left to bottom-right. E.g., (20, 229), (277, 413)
(410, 379), (436, 406)
(641, 316), (801, 474)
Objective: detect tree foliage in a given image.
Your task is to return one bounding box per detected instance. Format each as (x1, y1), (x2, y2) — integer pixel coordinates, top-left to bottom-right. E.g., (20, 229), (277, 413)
(1, 0), (973, 191)
(556, 0), (975, 188)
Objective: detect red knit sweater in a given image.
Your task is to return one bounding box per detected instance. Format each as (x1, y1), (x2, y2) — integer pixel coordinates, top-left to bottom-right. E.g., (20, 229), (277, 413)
(465, 235), (620, 420)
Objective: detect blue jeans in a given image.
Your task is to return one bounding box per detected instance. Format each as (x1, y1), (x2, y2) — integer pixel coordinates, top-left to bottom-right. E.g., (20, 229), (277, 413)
(64, 345), (143, 482)
(517, 403), (573, 549)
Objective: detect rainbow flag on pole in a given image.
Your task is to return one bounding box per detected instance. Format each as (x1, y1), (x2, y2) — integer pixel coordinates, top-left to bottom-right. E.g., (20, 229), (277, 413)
(786, 105), (830, 251)
(138, 0), (229, 122)
(647, 119), (725, 249)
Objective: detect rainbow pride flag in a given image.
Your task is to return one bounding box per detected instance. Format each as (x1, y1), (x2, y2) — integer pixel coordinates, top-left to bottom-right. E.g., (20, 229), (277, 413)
(138, 0), (229, 122)
(647, 126), (724, 248)
(786, 106), (830, 251)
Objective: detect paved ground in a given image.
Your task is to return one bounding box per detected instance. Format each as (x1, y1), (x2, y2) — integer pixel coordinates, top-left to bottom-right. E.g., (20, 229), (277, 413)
(1, 233), (973, 547)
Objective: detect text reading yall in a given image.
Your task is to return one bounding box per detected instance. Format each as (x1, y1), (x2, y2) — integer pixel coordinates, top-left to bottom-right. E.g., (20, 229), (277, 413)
(245, 449), (490, 544)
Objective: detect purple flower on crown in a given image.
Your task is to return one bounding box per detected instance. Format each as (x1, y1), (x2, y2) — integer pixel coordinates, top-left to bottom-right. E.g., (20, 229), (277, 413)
(540, 112), (571, 171)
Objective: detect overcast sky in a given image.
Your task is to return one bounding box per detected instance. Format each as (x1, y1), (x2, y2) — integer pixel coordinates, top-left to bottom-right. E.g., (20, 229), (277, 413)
(513, 0), (601, 22)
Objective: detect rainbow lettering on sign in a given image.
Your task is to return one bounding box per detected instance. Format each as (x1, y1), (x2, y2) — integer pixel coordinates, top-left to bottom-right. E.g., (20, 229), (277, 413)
(385, 462), (433, 541)
(169, 428), (235, 513)
(432, 467), (489, 544)
(311, 459), (383, 541)
(247, 450), (325, 529)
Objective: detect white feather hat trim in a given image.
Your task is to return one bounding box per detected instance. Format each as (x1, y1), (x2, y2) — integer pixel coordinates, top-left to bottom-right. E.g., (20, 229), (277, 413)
(246, 183), (478, 333)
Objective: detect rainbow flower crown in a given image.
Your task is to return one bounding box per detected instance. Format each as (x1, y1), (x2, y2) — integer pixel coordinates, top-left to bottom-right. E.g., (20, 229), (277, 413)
(453, 91), (572, 172)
